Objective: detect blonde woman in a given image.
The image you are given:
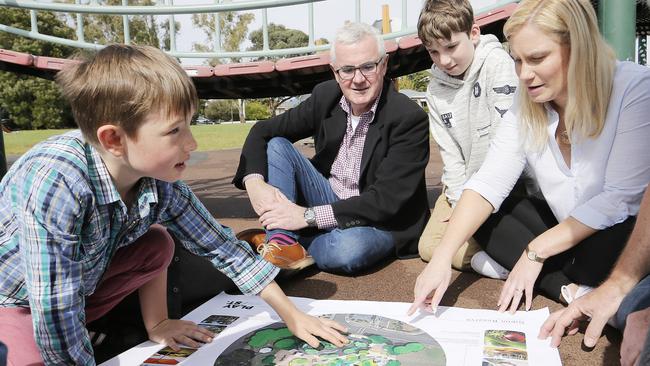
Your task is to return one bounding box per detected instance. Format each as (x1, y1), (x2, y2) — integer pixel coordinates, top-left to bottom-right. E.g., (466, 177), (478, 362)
(409, 0), (650, 315)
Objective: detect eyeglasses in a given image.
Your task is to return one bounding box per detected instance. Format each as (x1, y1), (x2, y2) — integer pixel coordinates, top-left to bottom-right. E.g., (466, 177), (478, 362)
(334, 57), (384, 80)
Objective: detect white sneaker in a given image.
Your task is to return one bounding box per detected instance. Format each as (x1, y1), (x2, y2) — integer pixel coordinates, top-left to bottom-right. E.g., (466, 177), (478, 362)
(560, 284), (594, 304)
(470, 251), (510, 280)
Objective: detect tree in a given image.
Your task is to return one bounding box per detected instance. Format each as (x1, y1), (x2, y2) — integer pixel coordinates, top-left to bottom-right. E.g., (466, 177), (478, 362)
(0, 9), (76, 130)
(0, 3), (180, 130)
(192, 11), (255, 65)
(244, 101), (270, 120)
(78, 0), (179, 49)
(398, 70), (430, 92)
(248, 23), (328, 61)
(247, 24), (328, 114)
(204, 99), (238, 121)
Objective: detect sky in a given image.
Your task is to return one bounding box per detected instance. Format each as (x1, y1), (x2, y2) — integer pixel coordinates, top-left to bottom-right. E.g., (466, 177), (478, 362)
(171, 0), (507, 65)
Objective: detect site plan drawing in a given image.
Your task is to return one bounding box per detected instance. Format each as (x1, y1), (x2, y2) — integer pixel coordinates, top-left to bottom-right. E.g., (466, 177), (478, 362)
(101, 293), (562, 366)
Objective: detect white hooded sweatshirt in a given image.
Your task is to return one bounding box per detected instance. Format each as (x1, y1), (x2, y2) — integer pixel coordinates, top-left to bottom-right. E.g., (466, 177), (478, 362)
(425, 34), (518, 205)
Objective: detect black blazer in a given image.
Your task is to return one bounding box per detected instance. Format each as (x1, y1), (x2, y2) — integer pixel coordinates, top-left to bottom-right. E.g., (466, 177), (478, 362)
(233, 78), (430, 257)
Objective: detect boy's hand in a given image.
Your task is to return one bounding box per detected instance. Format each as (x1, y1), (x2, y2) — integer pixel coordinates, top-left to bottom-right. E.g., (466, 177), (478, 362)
(283, 310), (349, 348)
(259, 281), (348, 348)
(147, 319), (215, 351)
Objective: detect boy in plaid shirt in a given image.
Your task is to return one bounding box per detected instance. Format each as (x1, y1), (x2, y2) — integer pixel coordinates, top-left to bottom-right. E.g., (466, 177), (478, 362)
(0, 45), (346, 365)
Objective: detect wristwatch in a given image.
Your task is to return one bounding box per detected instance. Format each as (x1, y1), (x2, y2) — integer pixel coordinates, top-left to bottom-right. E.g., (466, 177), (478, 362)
(525, 245), (546, 263)
(304, 207), (317, 227)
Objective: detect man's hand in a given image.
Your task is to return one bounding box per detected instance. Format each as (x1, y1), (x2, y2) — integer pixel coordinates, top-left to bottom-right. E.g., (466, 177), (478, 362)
(245, 178), (281, 216)
(146, 319), (214, 351)
(621, 308), (650, 366)
(259, 190), (309, 231)
(539, 281), (627, 348)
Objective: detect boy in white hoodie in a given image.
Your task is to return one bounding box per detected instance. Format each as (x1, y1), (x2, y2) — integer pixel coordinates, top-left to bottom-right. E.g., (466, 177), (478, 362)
(417, 0), (518, 271)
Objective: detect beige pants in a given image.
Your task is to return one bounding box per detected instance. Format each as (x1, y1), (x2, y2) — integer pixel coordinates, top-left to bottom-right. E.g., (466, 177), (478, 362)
(418, 190), (481, 271)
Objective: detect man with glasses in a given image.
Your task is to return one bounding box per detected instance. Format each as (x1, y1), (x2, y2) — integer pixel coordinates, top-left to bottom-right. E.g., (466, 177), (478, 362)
(233, 22), (430, 275)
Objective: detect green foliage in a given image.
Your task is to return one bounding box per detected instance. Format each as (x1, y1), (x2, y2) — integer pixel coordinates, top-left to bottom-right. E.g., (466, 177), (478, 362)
(77, 0), (178, 48)
(398, 70), (430, 92)
(0, 8), (76, 130)
(248, 23), (328, 61)
(204, 100), (239, 121)
(245, 101), (270, 120)
(192, 11), (255, 64)
(0, 3), (179, 131)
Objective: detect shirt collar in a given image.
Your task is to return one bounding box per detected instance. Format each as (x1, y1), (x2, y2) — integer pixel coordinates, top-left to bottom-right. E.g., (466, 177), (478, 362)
(86, 144), (122, 206)
(338, 92), (381, 123)
(86, 142), (159, 217)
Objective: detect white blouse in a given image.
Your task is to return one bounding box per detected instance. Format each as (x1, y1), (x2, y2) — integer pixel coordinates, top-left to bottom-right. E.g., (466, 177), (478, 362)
(465, 61), (650, 230)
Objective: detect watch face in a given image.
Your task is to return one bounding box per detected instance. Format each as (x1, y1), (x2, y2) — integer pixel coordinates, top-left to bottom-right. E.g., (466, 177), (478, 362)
(527, 251), (536, 261)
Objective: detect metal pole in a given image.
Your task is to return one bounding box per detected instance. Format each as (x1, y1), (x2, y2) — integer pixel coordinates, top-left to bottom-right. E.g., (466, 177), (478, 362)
(308, 2), (314, 46)
(262, 8), (269, 50)
(0, 131), (7, 180)
(122, 0), (130, 44)
(598, 0), (636, 61)
(401, 0), (407, 30)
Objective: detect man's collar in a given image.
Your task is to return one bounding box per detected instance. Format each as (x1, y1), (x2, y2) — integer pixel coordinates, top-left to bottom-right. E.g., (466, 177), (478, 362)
(338, 88), (382, 121)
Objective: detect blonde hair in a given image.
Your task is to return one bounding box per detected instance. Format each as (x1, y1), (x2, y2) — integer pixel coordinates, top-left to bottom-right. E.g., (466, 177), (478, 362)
(503, 0), (616, 150)
(417, 0), (474, 48)
(56, 44), (197, 145)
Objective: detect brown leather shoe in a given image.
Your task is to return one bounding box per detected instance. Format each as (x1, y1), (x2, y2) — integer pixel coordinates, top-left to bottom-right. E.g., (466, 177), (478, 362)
(256, 240), (315, 270)
(236, 228), (266, 250)
(235, 228), (314, 270)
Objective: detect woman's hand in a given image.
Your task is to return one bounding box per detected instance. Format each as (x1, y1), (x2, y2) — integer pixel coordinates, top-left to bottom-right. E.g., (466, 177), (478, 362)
(408, 259), (452, 315)
(498, 252), (543, 313)
(282, 309), (349, 348)
(147, 319), (214, 351)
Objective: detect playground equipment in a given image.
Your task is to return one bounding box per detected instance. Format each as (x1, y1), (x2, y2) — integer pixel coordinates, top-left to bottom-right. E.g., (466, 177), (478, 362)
(0, 0), (648, 178)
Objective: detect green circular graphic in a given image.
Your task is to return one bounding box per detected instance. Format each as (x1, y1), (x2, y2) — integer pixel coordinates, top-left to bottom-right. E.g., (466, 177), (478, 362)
(214, 313), (446, 366)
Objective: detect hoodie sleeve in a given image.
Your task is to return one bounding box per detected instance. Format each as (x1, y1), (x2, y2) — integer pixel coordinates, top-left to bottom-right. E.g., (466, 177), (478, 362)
(484, 48), (518, 125)
(425, 87), (466, 205)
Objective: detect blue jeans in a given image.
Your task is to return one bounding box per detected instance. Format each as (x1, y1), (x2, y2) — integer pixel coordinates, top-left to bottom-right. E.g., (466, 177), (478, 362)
(266, 137), (395, 274)
(614, 275), (650, 329)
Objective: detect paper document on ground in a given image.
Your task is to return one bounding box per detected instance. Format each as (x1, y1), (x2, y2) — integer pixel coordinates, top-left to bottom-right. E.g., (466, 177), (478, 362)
(101, 292), (562, 365)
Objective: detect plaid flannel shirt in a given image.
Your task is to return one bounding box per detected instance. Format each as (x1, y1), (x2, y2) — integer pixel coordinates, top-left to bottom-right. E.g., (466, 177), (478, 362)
(0, 131), (278, 365)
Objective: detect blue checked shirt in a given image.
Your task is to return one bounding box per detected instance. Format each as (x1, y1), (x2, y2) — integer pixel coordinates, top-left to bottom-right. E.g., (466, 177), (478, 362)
(0, 131), (279, 365)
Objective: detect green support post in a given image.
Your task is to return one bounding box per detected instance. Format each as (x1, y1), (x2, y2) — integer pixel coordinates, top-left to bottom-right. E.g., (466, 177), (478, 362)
(598, 0), (636, 61)
(0, 130), (6, 180)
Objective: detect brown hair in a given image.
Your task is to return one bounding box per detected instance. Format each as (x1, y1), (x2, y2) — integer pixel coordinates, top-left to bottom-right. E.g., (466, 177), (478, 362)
(417, 0), (474, 48)
(56, 44), (198, 145)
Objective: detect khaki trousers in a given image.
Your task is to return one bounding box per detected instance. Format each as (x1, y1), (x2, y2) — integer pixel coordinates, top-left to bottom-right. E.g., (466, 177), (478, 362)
(418, 190), (481, 271)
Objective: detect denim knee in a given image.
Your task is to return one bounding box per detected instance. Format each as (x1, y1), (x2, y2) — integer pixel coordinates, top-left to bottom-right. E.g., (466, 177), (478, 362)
(312, 235), (369, 275)
(267, 137), (293, 159)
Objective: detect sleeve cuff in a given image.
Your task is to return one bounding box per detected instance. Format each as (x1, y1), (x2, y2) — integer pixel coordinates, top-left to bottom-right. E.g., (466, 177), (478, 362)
(313, 205), (338, 229)
(570, 203), (629, 230)
(233, 259), (281, 295)
(463, 179), (507, 213)
(243, 174), (265, 184)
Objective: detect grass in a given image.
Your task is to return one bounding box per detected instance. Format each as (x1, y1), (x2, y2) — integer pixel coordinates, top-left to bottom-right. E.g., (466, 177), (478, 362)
(1, 123), (254, 156)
